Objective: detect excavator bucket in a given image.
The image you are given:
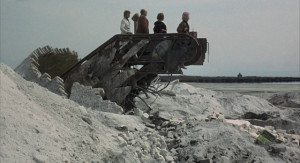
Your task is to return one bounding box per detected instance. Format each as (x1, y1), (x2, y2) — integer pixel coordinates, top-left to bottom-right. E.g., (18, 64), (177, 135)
(59, 33), (207, 111)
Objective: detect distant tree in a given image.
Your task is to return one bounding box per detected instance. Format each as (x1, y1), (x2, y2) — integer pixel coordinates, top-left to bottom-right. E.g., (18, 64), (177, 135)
(237, 73), (243, 78)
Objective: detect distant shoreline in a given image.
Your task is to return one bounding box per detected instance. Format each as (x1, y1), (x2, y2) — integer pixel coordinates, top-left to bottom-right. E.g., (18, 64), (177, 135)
(159, 76), (300, 83)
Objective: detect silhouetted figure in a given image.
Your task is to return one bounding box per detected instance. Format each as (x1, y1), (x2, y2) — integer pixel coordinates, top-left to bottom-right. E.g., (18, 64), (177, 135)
(137, 9), (149, 34)
(131, 13), (139, 34)
(153, 13), (167, 33)
(177, 12), (190, 34)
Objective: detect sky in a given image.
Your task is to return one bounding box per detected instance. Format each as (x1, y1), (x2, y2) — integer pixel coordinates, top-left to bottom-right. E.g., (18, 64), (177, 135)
(0, 0), (299, 77)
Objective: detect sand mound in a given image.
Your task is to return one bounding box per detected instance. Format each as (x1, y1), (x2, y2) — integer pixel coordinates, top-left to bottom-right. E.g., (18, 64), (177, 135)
(0, 64), (171, 162)
(136, 82), (300, 162)
(136, 82), (281, 119)
(268, 92), (300, 108)
(1, 63), (299, 162)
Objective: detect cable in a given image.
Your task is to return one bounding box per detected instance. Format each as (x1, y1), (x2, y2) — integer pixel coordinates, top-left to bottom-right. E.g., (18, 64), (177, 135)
(149, 93), (159, 106)
(133, 73), (173, 109)
(156, 73), (173, 93)
(135, 85), (157, 97)
(131, 93), (152, 113)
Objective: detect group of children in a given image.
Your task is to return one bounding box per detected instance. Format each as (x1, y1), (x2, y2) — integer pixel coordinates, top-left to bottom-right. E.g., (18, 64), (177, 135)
(120, 9), (190, 35)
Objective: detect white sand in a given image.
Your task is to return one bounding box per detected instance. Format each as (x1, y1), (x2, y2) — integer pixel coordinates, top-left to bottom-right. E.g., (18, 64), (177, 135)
(1, 63), (299, 162)
(0, 64), (171, 162)
(136, 82), (281, 120)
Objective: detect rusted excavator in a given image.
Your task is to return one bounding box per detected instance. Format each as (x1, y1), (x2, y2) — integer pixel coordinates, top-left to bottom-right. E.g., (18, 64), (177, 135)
(21, 33), (208, 112)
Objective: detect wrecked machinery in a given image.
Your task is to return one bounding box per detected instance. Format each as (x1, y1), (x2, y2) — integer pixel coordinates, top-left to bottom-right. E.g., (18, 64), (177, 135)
(16, 33), (208, 112)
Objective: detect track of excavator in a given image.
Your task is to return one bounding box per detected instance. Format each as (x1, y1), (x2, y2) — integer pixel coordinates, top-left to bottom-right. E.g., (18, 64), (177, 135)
(39, 33), (207, 112)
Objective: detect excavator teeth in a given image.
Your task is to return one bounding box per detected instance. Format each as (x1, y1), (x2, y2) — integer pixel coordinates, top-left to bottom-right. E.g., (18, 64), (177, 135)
(16, 34), (207, 112)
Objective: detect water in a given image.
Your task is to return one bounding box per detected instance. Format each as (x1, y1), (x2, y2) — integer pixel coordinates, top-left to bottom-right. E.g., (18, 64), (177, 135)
(190, 82), (300, 99)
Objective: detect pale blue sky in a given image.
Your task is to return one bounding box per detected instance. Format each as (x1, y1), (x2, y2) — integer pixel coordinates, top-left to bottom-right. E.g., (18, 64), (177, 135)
(1, 0), (299, 77)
